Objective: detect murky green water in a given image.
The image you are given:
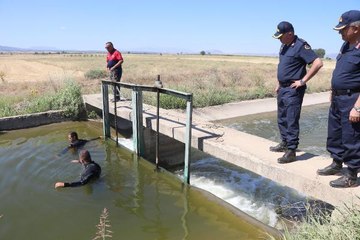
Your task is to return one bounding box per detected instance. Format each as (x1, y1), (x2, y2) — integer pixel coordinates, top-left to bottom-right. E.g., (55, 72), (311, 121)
(0, 121), (270, 240)
(220, 103), (330, 156)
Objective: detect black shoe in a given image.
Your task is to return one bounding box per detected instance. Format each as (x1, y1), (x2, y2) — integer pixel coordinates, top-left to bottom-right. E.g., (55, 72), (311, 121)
(111, 98), (120, 102)
(329, 169), (357, 188)
(270, 141), (287, 152)
(317, 161), (342, 176)
(277, 149), (296, 164)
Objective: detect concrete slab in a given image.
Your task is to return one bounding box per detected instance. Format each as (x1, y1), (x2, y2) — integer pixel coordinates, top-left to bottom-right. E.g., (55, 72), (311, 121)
(193, 91), (330, 121)
(83, 93), (360, 207)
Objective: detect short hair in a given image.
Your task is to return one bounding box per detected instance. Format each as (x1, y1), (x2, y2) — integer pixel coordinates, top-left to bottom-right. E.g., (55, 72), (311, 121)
(69, 131), (78, 140)
(105, 42), (113, 47)
(350, 21), (360, 27)
(79, 150), (92, 163)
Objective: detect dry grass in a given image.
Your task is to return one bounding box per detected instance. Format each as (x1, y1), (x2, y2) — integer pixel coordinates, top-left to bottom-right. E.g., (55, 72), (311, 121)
(93, 208), (113, 240)
(0, 53), (335, 107)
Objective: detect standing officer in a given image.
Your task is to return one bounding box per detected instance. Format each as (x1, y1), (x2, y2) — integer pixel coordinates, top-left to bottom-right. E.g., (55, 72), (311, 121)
(106, 42), (124, 102)
(317, 10), (360, 188)
(270, 21), (323, 163)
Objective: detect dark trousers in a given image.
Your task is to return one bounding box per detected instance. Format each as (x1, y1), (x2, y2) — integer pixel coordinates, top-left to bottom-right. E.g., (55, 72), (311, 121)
(327, 93), (360, 169)
(110, 68), (122, 99)
(277, 86), (306, 150)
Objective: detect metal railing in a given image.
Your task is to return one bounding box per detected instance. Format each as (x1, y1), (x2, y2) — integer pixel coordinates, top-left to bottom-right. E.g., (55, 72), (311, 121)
(101, 77), (193, 184)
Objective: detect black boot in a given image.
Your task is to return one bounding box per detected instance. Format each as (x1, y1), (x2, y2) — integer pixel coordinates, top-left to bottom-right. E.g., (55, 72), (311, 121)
(277, 149), (296, 164)
(329, 168), (357, 188)
(317, 160), (342, 176)
(270, 141), (287, 152)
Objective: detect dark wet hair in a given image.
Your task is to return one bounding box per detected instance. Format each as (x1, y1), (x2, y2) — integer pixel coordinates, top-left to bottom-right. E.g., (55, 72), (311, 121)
(69, 131), (78, 140)
(79, 150), (92, 163)
(105, 42), (113, 47)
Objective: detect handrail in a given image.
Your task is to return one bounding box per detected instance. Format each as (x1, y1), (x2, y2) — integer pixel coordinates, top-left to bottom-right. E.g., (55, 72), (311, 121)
(101, 78), (193, 184)
(101, 80), (192, 100)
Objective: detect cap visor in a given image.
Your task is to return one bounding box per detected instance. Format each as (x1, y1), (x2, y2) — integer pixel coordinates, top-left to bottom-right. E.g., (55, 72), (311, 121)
(333, 24), (347, 31)
(272, 32), (283, 39)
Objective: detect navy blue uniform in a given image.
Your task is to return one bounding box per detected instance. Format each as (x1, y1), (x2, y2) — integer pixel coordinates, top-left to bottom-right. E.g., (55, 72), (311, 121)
(327, 42), (360, 170)
(64, 161), (101, 187)
(277, 36), (318, 150)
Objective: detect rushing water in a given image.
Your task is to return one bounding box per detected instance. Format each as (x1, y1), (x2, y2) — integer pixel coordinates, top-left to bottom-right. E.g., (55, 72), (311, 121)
(0, 121), (273, 240)
(220, 103), (330, 156)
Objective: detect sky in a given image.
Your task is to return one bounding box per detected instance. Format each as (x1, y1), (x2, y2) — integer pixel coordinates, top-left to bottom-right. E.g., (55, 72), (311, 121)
(0, 0), (359, 56)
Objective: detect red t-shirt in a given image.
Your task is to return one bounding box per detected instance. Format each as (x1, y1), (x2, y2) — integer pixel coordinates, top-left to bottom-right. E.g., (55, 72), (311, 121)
(106, 49), (123, 68)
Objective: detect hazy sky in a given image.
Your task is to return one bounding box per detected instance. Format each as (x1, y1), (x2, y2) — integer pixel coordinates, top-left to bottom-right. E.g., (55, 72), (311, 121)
(0, 0), (359, 55)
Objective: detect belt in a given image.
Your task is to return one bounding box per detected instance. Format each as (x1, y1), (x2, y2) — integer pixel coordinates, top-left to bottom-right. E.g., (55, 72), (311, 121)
(279, 82), (293, 87)
(332, 89), (360, 96)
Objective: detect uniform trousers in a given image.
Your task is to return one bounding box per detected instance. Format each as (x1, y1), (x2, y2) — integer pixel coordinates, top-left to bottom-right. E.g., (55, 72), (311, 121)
(277, 86), (306, 150)
(327, 92), (360, 170)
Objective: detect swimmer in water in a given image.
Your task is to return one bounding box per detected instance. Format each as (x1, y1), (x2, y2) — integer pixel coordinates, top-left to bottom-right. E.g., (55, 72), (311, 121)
(55, 150), (101, 188)
(68, 131), (89, 148)
(60, 131), (101, 154)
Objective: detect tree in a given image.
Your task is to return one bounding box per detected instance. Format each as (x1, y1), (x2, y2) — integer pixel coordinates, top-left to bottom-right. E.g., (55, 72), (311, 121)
(200, 50), (206, 55)
(313, 48), (326, 58)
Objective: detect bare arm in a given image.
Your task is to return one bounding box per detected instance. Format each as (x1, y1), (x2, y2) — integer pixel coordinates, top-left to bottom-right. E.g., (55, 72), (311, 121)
(110, 59), (124, 71)
(291, 58), (323, 88)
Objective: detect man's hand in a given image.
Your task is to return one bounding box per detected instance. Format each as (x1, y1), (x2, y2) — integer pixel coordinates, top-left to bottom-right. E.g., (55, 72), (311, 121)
(349, 108), (360, 123)
(290, 80), (304, 89)
(71, 160), (80, 163)
(55, 182), (65, 188)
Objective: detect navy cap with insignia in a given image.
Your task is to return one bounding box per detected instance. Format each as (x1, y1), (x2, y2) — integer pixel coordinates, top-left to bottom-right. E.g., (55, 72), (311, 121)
(273, 21), (294, 39)
(334, 10), (360, 31)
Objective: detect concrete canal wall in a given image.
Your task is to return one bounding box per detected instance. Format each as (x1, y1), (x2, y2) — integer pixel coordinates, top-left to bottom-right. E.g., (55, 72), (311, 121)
(82, 92), (360, 208)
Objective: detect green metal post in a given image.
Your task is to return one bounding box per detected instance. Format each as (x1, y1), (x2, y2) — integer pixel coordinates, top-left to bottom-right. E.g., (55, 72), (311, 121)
(132, 88), (144, 156)
(102, 82), (110, 139)
(183, 95), (193, 184)
(114, 82), (119, 146)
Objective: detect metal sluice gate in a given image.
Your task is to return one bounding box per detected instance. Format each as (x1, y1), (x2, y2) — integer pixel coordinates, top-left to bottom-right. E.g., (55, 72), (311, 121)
(101, 77), (193, 184)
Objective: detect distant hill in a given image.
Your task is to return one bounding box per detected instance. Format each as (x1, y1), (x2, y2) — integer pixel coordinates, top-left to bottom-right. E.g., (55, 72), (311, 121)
(0, 45), (30, 52)
(0, 45), (60, 52)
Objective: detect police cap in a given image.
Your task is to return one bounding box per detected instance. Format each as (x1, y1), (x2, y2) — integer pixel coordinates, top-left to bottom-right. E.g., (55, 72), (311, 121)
(334, 10), (360, 31)
(273, 21), (294, 39)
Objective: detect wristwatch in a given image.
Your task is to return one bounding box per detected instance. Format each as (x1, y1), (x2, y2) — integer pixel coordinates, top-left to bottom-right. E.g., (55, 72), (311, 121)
(353, 106), (360, 112)
(300, 79), (305, 86)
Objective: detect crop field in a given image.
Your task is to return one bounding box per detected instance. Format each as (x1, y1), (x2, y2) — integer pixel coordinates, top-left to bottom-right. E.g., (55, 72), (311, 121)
(0, 53), (335, 108)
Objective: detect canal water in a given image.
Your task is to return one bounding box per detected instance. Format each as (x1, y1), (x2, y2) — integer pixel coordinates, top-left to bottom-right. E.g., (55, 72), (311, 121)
(219, 103), (330, 156)
(0, 121), (274, 240)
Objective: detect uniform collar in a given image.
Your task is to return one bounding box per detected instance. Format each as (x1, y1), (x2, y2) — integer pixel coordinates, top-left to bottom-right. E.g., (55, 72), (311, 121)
(288, 35), (298, 47)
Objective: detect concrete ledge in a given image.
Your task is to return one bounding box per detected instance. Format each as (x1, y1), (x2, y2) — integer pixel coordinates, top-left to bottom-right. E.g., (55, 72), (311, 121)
(83, 93), (360, 207)
(0, 110), (71, 131)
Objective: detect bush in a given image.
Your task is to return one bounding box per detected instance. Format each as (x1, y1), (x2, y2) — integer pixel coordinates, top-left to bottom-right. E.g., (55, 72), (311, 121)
(85, 69), (108, 80)
(52, 80), (84, 118)
(0, 80), (84, 118)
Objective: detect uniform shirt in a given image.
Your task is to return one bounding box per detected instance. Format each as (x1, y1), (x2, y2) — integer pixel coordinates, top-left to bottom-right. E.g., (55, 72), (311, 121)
(331, 42), (360, 90)
(64, 161), (101, 187)
(277, 36), (318, 83)
(106, 49), (123, 69)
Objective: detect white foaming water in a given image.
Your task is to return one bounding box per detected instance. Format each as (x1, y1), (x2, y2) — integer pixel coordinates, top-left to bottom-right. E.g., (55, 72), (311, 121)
(117, 138), (134, 151)
(117, 138), (297, 227)
(179, 157), (290, 227)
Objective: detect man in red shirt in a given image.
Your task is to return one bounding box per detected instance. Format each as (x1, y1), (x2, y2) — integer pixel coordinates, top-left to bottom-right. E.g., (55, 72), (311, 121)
(105, 42), (124, 102)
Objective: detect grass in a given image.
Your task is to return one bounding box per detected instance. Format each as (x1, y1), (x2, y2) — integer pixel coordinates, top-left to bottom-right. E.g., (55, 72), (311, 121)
(268, 202), (360, 240)
(85, 69), (108, 80)
(0, 53), (335, 112)
(0, 78), (84, 118)
(93, 208), (113, 240)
